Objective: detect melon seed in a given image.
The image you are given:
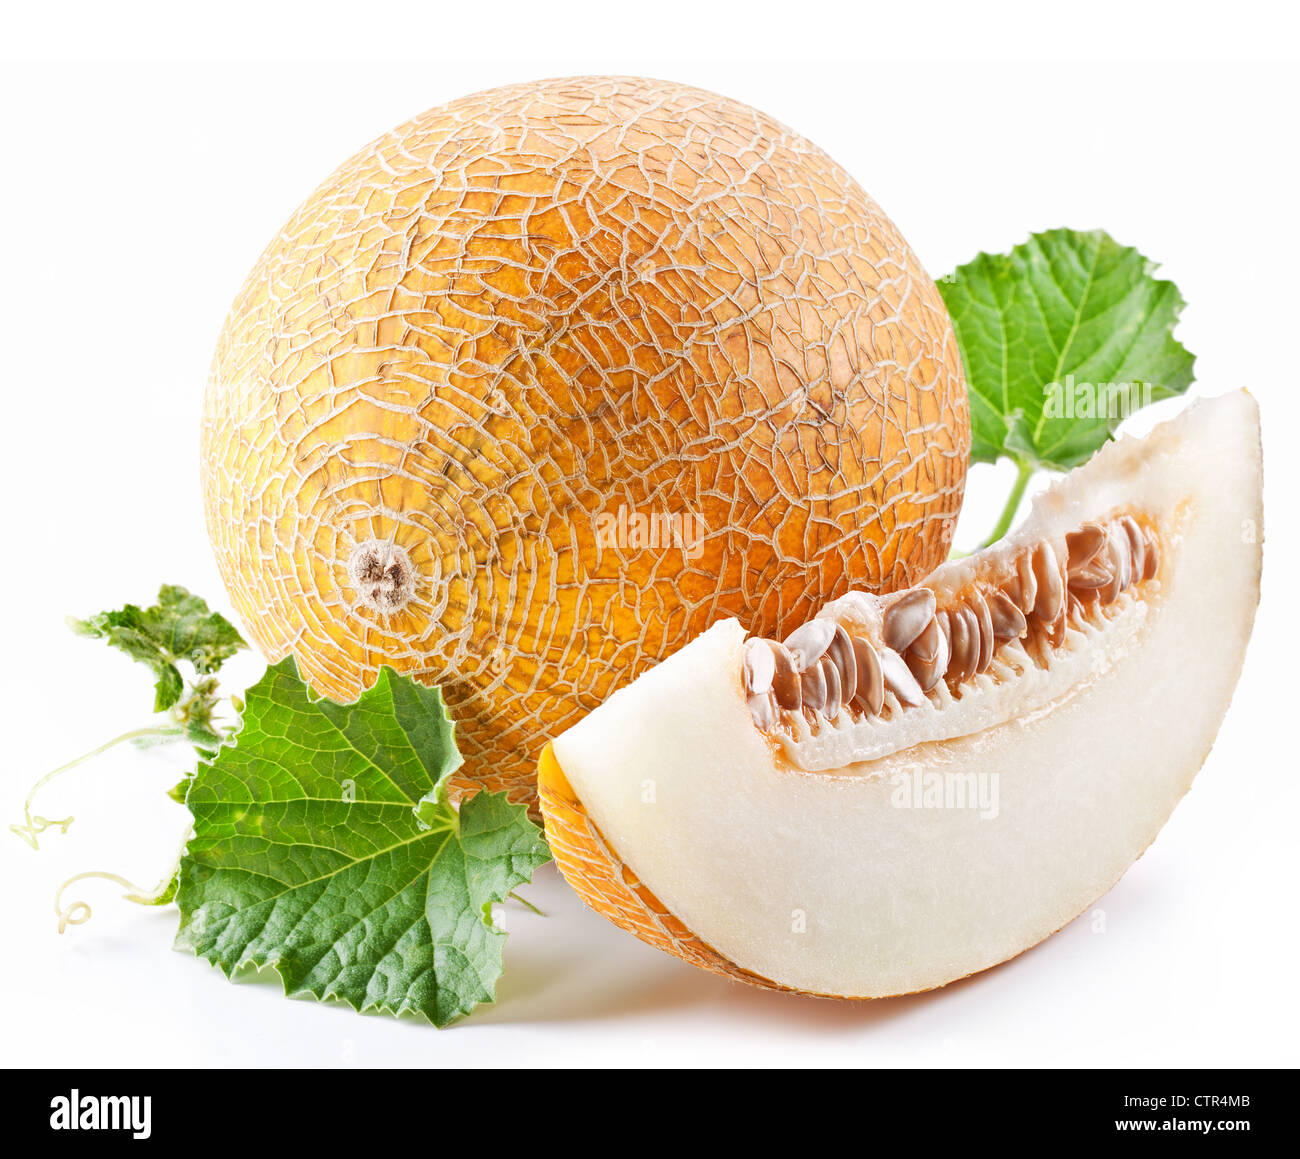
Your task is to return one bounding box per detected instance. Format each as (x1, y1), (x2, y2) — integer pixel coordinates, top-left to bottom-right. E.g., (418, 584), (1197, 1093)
(987, 590), (1027, 639)
(769, 642), (802, 710)
(1065, 523), (1106, 571)
(1068, 560), (1113, 591)
(1015, 548), (1038, 615)
(904, 616), (948, 693)
(935, 608), (953, 653)
(747, 691), (777, 730)
(882, 588), (937, 654)
(968, 589), (995, 674)
(880, 646), (927, 708)
(1120, 515), (1146, 581)
(1109, 527), (1132, 593)
(819, 655), (843, 719)
(801, 658), (828, 714)
(1142, 528), (1160, 581)
(947, 604), (978, 684)
(783, 619), (836, 672)
(826, 624), (858, 707)
(1031, 541), (1064, 624)
(743, 638), (776, 695)
(852, 636), (885, 716)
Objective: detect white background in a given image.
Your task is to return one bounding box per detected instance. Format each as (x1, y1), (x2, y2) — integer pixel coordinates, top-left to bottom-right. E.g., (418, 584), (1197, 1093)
(1, 2), (1296, 1068)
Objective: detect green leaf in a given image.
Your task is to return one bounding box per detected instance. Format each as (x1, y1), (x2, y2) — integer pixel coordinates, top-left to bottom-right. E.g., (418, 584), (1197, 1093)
(174, 659), (550, 1027)
(937, 228), (1195, 471)
(71, 584), (246, 712)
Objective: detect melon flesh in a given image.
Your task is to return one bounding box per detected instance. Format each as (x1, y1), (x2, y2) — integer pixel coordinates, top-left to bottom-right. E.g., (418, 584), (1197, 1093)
(548, 392), (1262, 997)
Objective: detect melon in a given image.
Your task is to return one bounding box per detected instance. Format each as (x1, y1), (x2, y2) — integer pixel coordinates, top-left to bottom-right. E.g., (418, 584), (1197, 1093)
(540, 391), (1263, 997)
(201, 76), (969, 804)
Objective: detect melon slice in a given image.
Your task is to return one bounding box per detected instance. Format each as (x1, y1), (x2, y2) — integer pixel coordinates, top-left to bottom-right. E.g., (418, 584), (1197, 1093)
(540, 391), (1263, 998)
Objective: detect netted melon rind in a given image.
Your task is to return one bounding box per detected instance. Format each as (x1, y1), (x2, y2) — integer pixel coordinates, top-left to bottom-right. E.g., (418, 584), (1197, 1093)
(203, 76), (970, 802)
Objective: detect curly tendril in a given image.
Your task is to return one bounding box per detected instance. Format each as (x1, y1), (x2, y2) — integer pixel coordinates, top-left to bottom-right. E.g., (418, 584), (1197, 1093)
(10, 726), (182, 850)
(54, 826), (192, 932)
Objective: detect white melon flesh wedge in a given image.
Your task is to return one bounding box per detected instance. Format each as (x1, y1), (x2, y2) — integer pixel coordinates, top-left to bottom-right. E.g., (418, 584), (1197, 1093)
(540, 391), (1263, 998)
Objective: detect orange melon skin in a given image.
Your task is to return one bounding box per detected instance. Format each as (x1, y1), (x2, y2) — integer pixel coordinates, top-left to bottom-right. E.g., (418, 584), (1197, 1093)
(202, 76), (969, 806)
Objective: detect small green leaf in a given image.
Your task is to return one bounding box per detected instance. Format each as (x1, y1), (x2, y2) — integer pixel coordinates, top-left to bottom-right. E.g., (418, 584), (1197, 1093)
(938, 228), (1195, 471)
(71, 584), (246, 712)
(175, 659), (550, 1027)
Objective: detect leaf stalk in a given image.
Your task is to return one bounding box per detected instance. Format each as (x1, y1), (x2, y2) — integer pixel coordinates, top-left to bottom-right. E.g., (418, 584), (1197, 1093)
(981, 458), (1036, 549)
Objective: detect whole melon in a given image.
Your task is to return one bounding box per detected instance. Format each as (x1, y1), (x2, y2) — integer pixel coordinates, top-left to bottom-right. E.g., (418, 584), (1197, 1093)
(202, 75), (969, 804)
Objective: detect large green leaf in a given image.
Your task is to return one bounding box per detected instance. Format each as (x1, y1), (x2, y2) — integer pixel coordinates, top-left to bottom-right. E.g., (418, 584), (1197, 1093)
(938, 229), (1195, 470)
(175, 659), (549, 1027)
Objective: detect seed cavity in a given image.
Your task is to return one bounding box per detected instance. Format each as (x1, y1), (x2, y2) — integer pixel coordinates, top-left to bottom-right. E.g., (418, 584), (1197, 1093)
(744, 513), (1162, 732)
